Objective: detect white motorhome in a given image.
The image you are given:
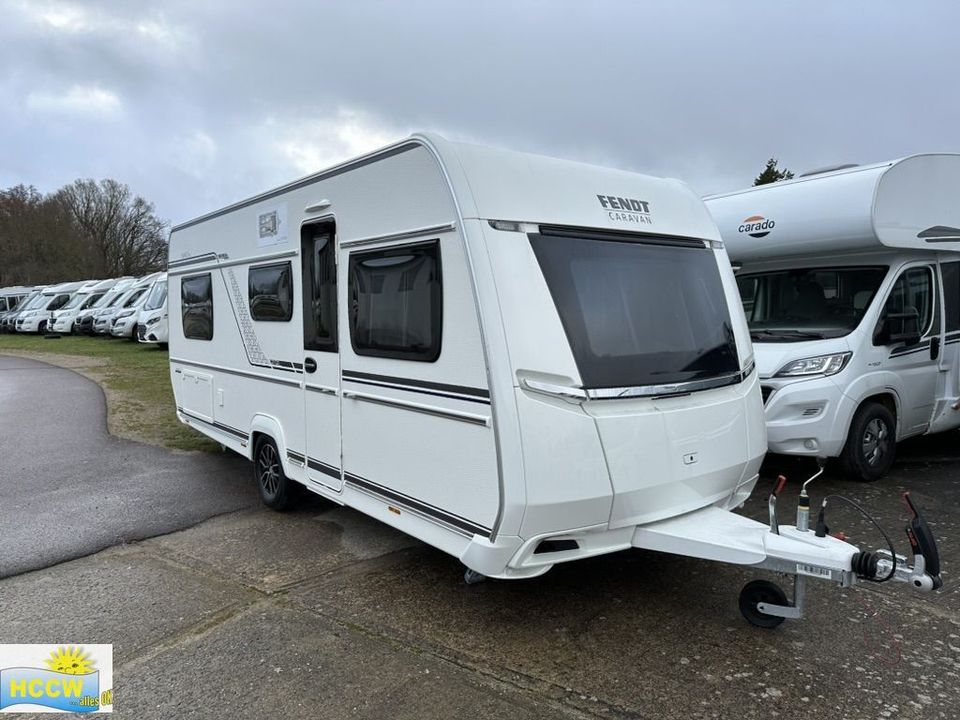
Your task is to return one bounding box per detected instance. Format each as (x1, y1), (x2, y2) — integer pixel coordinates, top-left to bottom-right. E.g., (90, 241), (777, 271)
(169, 135), (940, 625)
(15, 281), (84, 333)
(111, 275), (161, 338)
(136, 272), (168, 346)
(76, 277), (134, 334)
(49, 279), (107, 334)
(705, 154), (960, 481)
(93, 274), (160, 336)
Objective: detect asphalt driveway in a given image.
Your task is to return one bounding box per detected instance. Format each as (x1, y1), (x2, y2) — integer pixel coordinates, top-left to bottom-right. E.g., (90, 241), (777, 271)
(0, 354), (256, 577)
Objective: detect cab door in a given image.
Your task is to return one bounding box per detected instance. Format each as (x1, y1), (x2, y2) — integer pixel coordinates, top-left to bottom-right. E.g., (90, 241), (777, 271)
(876, 264), (940, 435)
(300, 219), (343, 491)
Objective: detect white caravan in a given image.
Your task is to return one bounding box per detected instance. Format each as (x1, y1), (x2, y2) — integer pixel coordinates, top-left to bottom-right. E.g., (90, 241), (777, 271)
(2, 287), (45, 332)
(136, 273), (168, 345)
(0, 286), (33, 314)
(706, 154), (960, 481)
(169, 135), (940, 625)
(15, 281), (84, 333)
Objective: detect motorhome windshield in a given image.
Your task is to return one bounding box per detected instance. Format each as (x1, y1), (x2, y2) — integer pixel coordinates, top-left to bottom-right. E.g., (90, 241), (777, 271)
(21, 293), (45, 310)
(530, 232), (740, 389)
(62, 292), (87, 310)
(736, 266), (887, 341)
(144, 280), (167, 310)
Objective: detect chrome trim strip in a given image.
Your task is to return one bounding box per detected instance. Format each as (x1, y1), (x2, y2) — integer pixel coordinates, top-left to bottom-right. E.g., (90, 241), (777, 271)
(341, 390), (490, 426)
(167, 249), (298, 276)
(339, 222), (456, 249)
(585, 362), (755, 399)
(170, 357), (302, 388)
(168, 252), (219, 269)
(305, 383), (338, 396)
(520, 362), (756, 401)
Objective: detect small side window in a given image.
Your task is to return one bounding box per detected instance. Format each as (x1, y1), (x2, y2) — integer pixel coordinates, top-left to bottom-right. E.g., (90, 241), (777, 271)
(249, 261), (293, 322)
(943, 262), (960, 333)
(349, 240), (442, 362)
(182, 273), (213, 341)
(877, 266), (933, 342)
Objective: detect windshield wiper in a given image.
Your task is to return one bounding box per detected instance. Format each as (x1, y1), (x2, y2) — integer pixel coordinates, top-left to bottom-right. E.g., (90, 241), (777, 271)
(750, 329), (825, 340)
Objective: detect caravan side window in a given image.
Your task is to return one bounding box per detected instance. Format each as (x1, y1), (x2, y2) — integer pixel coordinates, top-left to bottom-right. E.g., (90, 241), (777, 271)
(943, 262), (960, 333)
(182, 273), (213, 341)
(249, 262), (293, 322)
(348, 240), (442, 362)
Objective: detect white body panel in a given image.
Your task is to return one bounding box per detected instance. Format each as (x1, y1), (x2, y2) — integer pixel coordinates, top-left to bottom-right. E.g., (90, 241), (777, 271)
(705, 155), (960, 461)
(15, 281), (84, 333)
(169, 133), (766, 579)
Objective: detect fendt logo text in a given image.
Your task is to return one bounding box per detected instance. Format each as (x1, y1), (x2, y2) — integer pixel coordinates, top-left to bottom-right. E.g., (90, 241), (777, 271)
(738, 215), (775, 238)
(597, 195), (652, 225)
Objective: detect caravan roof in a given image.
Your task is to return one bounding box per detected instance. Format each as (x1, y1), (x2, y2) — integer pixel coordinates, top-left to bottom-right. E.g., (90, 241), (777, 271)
(704, 153), (960, 261)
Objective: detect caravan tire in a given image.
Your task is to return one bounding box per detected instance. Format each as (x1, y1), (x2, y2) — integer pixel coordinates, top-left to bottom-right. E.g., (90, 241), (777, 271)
(254, 436), (297, 510)
(840, 402), (896, 482)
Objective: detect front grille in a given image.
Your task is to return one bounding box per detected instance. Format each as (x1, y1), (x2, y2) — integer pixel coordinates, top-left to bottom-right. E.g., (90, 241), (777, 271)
(760, 385), (774, 404)
(137, 325), (146, 340)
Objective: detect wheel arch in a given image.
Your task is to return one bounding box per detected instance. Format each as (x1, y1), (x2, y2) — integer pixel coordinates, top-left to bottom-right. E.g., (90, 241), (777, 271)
(249, 413), (289, 464)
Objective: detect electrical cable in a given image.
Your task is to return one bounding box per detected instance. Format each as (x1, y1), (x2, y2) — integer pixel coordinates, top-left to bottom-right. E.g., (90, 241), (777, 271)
(815, 494), (897, 583)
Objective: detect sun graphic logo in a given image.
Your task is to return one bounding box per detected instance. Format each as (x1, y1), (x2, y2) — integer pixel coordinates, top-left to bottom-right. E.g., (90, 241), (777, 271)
(44, 646), (95, 676)
(738, 215), (776, 238)
(0, 643), (113, 713)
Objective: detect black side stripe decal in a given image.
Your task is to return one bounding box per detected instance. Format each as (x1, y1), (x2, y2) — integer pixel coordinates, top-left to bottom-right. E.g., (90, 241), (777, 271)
(344, 472), (492, 538)
(342, 370), (490, 402)
(307, 458), (341, 480)
(177, 407), (248, 441)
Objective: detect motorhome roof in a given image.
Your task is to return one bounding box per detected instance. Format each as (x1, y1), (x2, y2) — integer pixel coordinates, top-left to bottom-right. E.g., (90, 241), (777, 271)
(704, 153), (960, 261)
(45, 281), (85, 294)
(172, 132), (718, 243)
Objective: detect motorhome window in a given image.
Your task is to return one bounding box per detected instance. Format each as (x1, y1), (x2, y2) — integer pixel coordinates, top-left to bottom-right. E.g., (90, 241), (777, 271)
(145, 280), (168, 311)
(349, 241), (441, 362)
(123, 288), (147, 308)
(249, 263), (293, 322)
(302, 226), (337, 352)
(530, 233), (739, 388)
(83, 293), (104, 309)
(736, 267), (887, 341)
(881, 267), (934, 337)
(48, 294), (71, 311)
(62, 293), (86, 310)
(942, 262), (960, 333)
(182, 273), (213, 341)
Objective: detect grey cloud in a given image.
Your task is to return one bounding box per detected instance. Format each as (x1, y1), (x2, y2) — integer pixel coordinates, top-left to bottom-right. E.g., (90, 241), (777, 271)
(1, 0), (958, 225)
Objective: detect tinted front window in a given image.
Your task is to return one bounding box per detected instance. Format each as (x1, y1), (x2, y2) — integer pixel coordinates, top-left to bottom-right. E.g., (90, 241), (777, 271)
(349, 241), (441, 362)
(249, 263), (292, 321)
(737, 267), (887, 341)
(62, 293), (86, 310)
(530, 232), (739, 388)
(123, 288), (147, 308)
(83, 293), (104, 309)
(145, 281), (168, 311)
(182, 273), (213, 340)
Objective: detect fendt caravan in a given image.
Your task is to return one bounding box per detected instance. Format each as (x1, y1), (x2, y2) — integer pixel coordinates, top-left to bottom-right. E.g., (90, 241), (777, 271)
(706, 155), (960, 481)
(170, 135), (940, 626)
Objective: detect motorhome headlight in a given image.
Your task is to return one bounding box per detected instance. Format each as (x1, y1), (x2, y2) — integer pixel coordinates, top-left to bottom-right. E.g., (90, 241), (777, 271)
(146, 316), (161, 326)
(775, 352), (852, 378)
(115, 310), (134, 319)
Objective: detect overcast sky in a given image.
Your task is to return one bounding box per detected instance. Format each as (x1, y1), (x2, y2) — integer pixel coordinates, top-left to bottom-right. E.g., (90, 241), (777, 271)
(2, 0), (958, 226)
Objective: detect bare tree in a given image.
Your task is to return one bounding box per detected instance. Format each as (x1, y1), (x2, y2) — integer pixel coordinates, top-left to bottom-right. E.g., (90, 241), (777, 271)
(58, 179), (168, 277)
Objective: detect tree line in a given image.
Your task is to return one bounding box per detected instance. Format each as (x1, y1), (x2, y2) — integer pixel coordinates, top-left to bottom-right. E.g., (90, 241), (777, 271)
(0, 179), (167, 286)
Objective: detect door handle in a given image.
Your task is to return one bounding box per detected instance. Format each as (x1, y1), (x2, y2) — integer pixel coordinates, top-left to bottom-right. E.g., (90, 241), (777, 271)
(304, 358), (317, 374)
(931, 337), (941, 361)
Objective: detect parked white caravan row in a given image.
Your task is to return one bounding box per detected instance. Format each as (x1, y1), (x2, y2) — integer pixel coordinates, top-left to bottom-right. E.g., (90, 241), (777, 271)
(705, 154), (960, 481)
(168, 133), (941, 628)
(0, 273), (169, 341)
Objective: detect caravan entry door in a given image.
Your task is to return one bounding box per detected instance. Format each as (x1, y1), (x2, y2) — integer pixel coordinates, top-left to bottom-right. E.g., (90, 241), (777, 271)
(301, 220), (343, 491)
